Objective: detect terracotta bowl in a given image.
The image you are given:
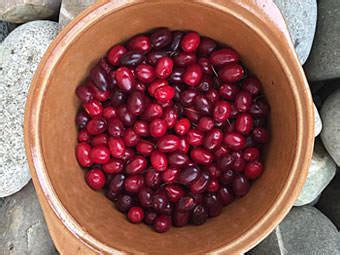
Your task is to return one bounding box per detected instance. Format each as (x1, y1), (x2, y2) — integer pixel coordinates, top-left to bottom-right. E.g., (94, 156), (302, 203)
(24, 1), (314, 254)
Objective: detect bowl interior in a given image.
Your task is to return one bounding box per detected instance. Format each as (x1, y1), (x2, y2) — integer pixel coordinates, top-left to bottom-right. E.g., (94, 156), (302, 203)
(39, 2), (298, 254)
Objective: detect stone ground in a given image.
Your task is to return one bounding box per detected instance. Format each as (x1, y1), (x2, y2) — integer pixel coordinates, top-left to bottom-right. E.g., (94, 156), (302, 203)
(1, 0), (340, 254)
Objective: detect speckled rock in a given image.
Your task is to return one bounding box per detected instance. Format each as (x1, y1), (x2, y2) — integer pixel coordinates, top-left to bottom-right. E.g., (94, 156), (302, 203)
(317, 173), (340, 229)
(314, 103), (322, 137)
(304, 0), (340, 81)
(249, 206), (340, 255)
(0, 21), (16, 43)
(294, 140), (336, 206)
(274, 0), (317, 64)
(0, 0), (61, 23)
(0, 20), (59, 197)
(321, 88), (340, 166)
(58, 0), (96, 27)
(0, 181), (57, 255)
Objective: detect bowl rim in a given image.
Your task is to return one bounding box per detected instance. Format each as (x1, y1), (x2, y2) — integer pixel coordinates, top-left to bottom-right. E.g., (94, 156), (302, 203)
(24, 1), (314, 253)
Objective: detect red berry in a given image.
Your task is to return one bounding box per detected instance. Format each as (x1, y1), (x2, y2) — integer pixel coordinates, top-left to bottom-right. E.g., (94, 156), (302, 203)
(86, 168), (106, 190)
(128, 207), (145, 223)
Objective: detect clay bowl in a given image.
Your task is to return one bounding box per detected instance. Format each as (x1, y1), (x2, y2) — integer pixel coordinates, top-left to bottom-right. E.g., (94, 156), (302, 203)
(24, 1), (314, 254)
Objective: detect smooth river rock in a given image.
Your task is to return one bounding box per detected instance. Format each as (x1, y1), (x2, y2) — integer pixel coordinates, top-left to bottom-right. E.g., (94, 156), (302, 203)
(304, 0), (340, 81)
(274, 0), (317, 64)
(0, 20), (59, 197)
(249, 206), (340, 255)
(58, 0), (96, 27)
(321, 88), (340, 166)
(0, 181), (57, 254)
(294, 139), (336, 206)
(317, 173), (340, 229)
(0, 0), (61, 23)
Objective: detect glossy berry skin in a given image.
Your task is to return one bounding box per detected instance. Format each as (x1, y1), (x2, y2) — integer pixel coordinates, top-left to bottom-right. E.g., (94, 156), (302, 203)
(151, 151), (168, 172)
(186, 129), (204, 146)
(125, 175), (144, 193)
(155, 57), (174, 79)
(127, 35), (151, 53)
(190, 148), (213, 165)
(198, 117), (214, 132)
(224, 132), (246, 151)
(174, 118), (191, 136)
(116, 194), (134, 213)
(209, 48), (239, 66)
(183, 64), (203, 87)
(128, 207), (145, 223)
(76, 143), (92, 167)
(115, 67), (135, 92)
(126, 156), (147, 175)
(192, 205), (208, 225)
(86, 168), (106, 190)
(235, 91), (252, 112)
(83, 100), (103, 117)
(150, 28), (172, 49)
(199, 37), (217, 56)
(241, 77), (262, 96)
(213, 101), (232, 123)
(149, 118), (168, 138)
(253, 127), (270, 144)
(153, 215), (171, 233)
(244, 161), (264, 180)
(108, 45), (127, 66)
(203, 128), (223, 150)
(232, 175), (250, 197)
(123, 128), (139, 147)
(108, 137), (126, 158)
(181, 31), (200, 53)
(90, 145), (110, 164)
(103, 158), (124, 174)
(218, 63), (245, 83)
(154, 85), (175, 102)
(243, 147), (260, 161)
(135, 64), (155, 83)
(127, 91), (147, 116)
(133, 120), (150, 137)
(164, 184), (184, 203)
(157, 134), (180, 153)
(217, 187), (235, 205)
(235, 113), (253, 134)
(174, 52), (197, 67)
(136, 140), (154, 156)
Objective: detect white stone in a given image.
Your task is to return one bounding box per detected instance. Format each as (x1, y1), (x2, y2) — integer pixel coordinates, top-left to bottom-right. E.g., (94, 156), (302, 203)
(294, 140), (336, 206)
(58, 0), (96, 27)
(274, 0), (317, 64)
(0, 0), (61, 23)
(0, 20), (59, 197)
(321, 88), (340, 166)
(314, 103), (322, 137)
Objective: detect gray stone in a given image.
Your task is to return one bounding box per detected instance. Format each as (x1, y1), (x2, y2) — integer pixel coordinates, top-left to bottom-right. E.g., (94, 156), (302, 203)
(274, 0), (317, 64)
(58, 0), (96, 27)
(317, 173), (340, 229)
(249, 206), (340, 255)
(0, 20), (59, 197)
(294, 140), (336, 206)
(0, 181), (57, 254)
(321, 88), (340, 166)
(0, 0), (61, 23)
(314, 103), (322, 137)
(303, 0), (340, 81)
(0, 21), (16, 43)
